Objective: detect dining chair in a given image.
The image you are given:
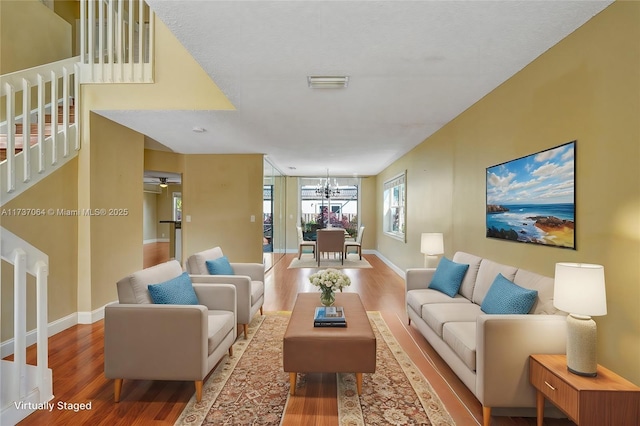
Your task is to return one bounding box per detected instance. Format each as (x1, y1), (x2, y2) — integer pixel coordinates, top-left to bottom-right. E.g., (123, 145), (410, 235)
(345, 226), (365, 260)
(296, 226), (316, 259)
(316, 228), (345, 266)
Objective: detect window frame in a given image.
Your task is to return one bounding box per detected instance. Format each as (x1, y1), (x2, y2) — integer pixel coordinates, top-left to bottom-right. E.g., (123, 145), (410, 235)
(383, 171), (406, 242)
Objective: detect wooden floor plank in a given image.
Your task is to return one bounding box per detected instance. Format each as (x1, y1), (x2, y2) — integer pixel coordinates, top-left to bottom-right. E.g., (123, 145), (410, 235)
(11, 250), (574, 425)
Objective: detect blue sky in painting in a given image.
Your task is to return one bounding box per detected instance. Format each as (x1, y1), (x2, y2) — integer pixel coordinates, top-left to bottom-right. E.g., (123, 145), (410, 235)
(486, 142), (575, 205)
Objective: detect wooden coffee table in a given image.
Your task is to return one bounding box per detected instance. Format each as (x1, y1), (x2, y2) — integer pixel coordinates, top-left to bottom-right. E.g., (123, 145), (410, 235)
(283, 292), (376, 395)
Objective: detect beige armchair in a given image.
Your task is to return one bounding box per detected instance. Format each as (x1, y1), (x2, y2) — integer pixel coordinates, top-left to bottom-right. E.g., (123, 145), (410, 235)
(104, 260), (237, 403)
(344, 226), (365, 260)
(296, 226), (316, 259)
(186, 247), (264, 339)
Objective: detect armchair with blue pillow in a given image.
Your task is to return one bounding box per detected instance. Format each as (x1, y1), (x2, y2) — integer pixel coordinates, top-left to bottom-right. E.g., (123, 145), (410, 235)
(185, 247), (265, 339)
(104, 260), (237, 403)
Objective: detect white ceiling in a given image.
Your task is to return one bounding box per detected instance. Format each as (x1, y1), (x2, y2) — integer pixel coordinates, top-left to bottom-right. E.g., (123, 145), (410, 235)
(97, 0), (612, 177)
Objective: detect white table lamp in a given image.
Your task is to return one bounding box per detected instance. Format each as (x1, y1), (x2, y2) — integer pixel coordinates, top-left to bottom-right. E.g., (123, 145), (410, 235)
(553, 262), (607, 377)
(420, 233), (444, 268)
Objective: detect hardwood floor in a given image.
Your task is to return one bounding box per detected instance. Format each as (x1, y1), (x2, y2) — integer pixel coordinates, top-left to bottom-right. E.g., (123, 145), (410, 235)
(143, 241), (170, 268)
(13, 254), (575, 425)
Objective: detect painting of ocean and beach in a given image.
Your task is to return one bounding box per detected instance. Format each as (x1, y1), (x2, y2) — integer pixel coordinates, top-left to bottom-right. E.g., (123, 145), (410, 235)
(486, 141), (575, 249)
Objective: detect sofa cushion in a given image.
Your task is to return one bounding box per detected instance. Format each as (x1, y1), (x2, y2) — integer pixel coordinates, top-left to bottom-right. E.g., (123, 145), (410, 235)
(452, 252), (483, 300)
(443, 322), (476, 371)
(481, 273), (538, 314)
(472, 259), (518, 305)
(148, 272), (199, 305)
(429, 257), (470, 297)
(513, 269), (559, 315)
(117, 260), (184, 304)
(206, 256), (235, 275)
(422, 303), (482, 337)
(407, 289), (471, 317)
(207, 310), (235, 355)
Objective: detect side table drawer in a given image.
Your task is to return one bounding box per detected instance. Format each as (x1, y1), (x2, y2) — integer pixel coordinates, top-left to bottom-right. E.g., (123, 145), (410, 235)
(530, 359), (579, 421)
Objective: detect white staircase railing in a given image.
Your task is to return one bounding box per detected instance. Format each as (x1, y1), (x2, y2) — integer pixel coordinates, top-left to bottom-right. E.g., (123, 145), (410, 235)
(0, 57), (80, 207)
(0, 227), (52, 426)
(79, 0), (155, 83)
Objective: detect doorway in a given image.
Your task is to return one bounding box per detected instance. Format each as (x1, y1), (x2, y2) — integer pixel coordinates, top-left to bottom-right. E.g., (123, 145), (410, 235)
(143, 170), (182, 268)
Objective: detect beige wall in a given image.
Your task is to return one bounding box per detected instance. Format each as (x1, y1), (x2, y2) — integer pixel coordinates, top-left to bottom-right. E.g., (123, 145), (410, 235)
(377, 2), (640, 384)
(0, 0), (72, 74)
(1, 158), (78, 341)
(181, 154), (264, 263)
(358, 177), (377, 251)
(143, 192), (158, 241)
(88, 113), (144, 310)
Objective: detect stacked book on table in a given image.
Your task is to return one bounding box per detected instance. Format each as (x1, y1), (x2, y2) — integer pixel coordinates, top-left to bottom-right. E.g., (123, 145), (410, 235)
(314, 306), (347, 327)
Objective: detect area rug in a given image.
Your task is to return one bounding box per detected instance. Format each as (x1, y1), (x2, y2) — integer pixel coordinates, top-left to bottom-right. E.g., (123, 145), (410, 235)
(288, 253), (372, 269)
(174, 312), (454, 426)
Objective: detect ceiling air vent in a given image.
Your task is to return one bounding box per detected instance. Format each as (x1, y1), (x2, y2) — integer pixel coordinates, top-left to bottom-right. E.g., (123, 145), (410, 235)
(307, 76), (349, 89)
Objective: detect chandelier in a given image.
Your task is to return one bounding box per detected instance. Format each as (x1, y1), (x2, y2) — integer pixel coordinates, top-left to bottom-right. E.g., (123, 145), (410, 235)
(316, 170), (340, 199)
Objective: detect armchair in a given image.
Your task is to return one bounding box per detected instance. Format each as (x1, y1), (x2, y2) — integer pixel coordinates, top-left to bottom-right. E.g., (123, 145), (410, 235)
(104, 260), (237, 403)
(186, 247), (264, 339)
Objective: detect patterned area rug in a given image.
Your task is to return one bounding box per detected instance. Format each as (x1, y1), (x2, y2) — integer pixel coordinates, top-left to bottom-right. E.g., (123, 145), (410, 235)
(288, 253), (373, 269)
(174, 312), (454, 425)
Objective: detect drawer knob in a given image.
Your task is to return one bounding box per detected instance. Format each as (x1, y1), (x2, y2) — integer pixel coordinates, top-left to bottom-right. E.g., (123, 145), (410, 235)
(544, 381), (556, 391)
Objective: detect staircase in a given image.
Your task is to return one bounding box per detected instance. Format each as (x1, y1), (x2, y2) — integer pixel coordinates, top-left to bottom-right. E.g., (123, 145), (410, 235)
(0, 104), (75, 162)
(0, 229), (51, 426)
(0, 57), (80, 206)
(0, 2), (155, 423)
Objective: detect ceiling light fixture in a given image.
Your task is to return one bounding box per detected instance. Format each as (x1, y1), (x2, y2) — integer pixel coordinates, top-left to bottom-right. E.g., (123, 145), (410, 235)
(159, 177), (168, 188)
(307, 76), (349, 89)
(192, 127), (206, 133)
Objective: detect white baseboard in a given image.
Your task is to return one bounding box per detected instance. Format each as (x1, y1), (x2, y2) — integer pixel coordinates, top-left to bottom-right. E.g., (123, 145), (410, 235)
(143, 238), (170, 244)
(1, 312), (76, 358)
(369, 250), (405, 278)
(0, 303), (113, 358)
(77, 302), (112, 324)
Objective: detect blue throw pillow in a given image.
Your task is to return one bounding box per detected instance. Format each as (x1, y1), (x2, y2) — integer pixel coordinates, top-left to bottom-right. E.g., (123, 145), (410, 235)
(147, 272), (199, 305)
(428, 257), (470, 297)
(481, 273), (538, 314)
(205, 256), (234, 275)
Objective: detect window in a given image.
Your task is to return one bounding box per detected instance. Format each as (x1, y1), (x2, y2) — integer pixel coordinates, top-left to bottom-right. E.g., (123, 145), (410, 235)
(383, 172), (406, 241)
(299, 177), (360, 240)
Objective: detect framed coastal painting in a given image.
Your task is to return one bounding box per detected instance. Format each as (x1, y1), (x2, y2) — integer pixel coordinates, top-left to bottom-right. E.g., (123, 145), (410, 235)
(486, 141), (576, 249)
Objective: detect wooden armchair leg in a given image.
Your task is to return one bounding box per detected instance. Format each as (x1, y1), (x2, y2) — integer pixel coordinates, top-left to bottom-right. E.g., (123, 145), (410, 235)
(260, 306), (263, 315)
(243, 323), (249, 339)
(229, 345), (233, 357)
(483, 406), (491, 426)
(195, 380), (203, 402)
(114, 378), (123, 402)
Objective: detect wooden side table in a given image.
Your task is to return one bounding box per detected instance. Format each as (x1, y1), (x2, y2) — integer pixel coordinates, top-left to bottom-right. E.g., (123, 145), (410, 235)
(530, 354), (640, 426)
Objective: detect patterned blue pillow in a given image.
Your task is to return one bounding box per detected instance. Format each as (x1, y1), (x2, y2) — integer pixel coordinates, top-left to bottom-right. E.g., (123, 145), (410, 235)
(481, 273), (538, 314)
(428, 257), (470, 297)
(205, 256), (235, 275)
(148, 272), (199, 305)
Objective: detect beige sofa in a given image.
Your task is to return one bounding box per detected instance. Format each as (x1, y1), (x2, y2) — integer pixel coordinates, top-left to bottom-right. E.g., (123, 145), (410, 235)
(405, 252), (567, 426)
(104, 260), (237, 402)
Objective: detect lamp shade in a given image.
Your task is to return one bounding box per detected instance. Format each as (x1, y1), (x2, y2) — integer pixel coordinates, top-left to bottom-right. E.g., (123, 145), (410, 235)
(554, 263), (607, 316)
(420, 233), (444, 255)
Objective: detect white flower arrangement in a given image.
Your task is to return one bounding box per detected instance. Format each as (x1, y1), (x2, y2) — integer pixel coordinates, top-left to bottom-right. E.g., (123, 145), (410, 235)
(309, 268), (351, 292)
